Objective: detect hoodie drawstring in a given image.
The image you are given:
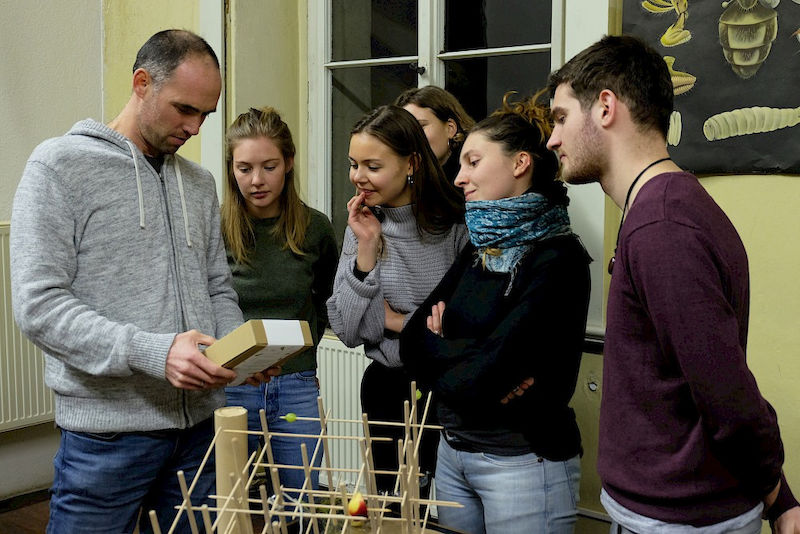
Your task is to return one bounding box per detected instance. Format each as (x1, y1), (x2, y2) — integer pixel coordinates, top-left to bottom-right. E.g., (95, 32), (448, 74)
(173, 158), (193, 248)
(125, 141), (192, 248)
(125, 141), (146, 229)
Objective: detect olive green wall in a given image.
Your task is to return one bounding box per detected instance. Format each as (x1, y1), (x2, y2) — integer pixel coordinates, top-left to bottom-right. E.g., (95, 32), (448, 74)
(706, 177), (800, 531)
(227, 0), (309, 199)
(0, 0), (103, 222)
(0, 0), (103, 500)
(102, 0), (202, 162)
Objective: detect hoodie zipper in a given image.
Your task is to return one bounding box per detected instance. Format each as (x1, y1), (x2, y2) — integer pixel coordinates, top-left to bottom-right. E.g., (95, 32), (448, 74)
(156, 161), (191, 427)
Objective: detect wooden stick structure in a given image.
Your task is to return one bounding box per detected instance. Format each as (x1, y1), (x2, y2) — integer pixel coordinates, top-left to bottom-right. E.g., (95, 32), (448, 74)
(148, 388), (462, 533)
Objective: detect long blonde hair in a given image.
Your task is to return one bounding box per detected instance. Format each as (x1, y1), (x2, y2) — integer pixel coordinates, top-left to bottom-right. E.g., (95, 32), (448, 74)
(221, 107), (309, 264)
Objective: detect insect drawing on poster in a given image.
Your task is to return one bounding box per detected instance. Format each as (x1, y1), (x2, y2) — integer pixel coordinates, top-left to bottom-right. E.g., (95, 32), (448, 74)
(626, 0), (800, 174)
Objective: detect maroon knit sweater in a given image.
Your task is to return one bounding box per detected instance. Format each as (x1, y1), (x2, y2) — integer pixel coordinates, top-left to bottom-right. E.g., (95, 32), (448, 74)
(599, 172), (786, 526)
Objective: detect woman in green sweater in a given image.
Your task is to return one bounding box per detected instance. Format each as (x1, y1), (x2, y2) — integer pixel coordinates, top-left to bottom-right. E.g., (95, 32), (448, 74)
(221, 106), (339, 498)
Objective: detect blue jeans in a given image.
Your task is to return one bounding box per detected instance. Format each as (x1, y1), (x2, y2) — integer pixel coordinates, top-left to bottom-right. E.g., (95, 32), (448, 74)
(225, 370), (322, 498)
(435, 438), (581, 534)
(48, 418), (216, 534)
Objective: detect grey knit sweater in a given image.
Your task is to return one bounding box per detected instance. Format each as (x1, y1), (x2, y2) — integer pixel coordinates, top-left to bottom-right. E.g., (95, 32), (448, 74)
(327, 205), (468, 367)
(10, 119), (243, 433)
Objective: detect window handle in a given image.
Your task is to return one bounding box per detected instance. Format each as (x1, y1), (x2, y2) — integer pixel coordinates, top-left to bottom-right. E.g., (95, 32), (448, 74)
(409, 62), (426, 75)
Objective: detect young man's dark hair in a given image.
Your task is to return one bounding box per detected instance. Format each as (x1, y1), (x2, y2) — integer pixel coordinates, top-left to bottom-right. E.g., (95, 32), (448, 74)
(547, 34), (673, 138)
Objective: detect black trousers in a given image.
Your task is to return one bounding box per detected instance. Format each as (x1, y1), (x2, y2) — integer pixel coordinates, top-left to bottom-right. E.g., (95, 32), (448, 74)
(360, 360), (438, 497)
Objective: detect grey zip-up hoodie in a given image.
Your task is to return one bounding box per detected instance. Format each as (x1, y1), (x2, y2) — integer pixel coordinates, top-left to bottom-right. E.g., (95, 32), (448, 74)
(10, 119), (243, 433)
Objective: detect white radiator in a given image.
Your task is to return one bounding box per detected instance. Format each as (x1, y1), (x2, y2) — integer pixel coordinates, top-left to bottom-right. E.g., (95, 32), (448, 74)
(0, 223), (55, 432)
(316, 334), (370, 489)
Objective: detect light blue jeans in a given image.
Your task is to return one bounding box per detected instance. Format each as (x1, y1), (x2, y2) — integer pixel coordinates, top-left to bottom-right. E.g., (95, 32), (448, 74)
(225, 370), (323, 497)
(435, 438), (581, 534)
(48, 418), (216, 534)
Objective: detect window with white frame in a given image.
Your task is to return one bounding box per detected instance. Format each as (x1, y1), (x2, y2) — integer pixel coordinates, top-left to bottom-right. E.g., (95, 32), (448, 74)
(308, 0), (564, 242)
(308, 0), (610, 338)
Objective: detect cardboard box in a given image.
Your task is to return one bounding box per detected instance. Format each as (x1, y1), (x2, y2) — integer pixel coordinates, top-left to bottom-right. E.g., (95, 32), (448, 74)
(205, 319), (312, 386)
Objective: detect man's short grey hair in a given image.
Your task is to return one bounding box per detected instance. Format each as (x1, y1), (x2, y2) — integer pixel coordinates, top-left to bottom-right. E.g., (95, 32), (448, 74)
(133, 29), (219, 88)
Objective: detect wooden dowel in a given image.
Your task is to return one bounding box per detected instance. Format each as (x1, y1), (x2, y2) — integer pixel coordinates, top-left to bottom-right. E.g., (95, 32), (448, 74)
(338, 483), (352, 534)
(229, 469), (254, 534)
(299, 443), (320, 534)
(177, 470), (200, 534)
(265, 472), (288, 534)
(358, 436), (379, 530)
(408, 382), (419, 448)
(316, 397), (335, 495)
(200, 504), (213, 534)
(414, 391), (434, 460)
(149, 510), (163, 534)
(273, 414), (442, 430)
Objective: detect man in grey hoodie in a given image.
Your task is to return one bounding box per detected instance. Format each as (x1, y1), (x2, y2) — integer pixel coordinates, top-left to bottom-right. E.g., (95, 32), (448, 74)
(10, 30), (265, 533)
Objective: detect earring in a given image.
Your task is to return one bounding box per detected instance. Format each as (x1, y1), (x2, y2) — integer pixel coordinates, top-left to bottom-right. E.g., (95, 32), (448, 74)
(407, 174), (414, 186)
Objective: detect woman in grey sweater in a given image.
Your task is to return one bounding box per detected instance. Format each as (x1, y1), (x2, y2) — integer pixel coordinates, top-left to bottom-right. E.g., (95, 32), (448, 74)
(327, 105), (468, 498)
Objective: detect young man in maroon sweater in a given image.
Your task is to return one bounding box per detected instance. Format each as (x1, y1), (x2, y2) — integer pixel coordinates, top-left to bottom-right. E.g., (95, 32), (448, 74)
(546, 35), (800, 533)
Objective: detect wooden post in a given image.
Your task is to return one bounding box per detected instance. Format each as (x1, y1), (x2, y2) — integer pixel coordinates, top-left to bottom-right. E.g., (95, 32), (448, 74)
(215, 406), (252, 534)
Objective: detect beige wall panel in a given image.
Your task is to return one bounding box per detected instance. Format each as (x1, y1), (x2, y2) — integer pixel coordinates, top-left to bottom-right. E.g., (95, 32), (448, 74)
(102, 0), (201, 162)
(228, 0), (306, 198)
(0, 1), (102, 498)
(0, 0), (103, 221)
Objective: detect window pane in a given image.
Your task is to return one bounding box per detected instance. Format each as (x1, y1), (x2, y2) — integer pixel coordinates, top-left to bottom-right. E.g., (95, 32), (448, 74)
(329, 65), (417, 244)
(332, 0), (418, 61)
(444, 53), (551, 121)
(445, 0), (551, 51)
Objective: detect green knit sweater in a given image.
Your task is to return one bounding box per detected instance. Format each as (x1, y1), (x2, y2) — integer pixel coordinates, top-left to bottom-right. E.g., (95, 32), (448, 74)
(228, 207), (338, 374)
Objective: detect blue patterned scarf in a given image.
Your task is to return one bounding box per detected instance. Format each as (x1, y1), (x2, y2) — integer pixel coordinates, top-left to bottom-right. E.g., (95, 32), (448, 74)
(465, 192), (572, 275)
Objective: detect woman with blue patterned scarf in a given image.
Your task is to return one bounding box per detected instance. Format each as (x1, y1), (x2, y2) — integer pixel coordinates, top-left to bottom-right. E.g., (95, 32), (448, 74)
(400, 91), (592, 534)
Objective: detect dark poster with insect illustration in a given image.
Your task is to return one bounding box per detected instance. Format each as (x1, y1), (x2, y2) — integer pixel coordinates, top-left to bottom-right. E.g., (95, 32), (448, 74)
(622, 0), (800, 174)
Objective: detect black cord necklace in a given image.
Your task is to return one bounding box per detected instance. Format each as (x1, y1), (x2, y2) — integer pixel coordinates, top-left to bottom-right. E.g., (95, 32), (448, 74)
(608, 157), (671, 275)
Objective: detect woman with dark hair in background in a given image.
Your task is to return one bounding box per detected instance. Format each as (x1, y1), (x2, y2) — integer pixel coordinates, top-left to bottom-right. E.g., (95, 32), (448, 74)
(395, 85), (475, 183)
(221, 106), (338, 498)
(327, 105), (468, 500)
(400, 92), (591, 534)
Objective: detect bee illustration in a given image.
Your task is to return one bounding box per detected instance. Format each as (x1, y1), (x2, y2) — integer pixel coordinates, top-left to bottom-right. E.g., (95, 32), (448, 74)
(718, 0), (779, 79)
